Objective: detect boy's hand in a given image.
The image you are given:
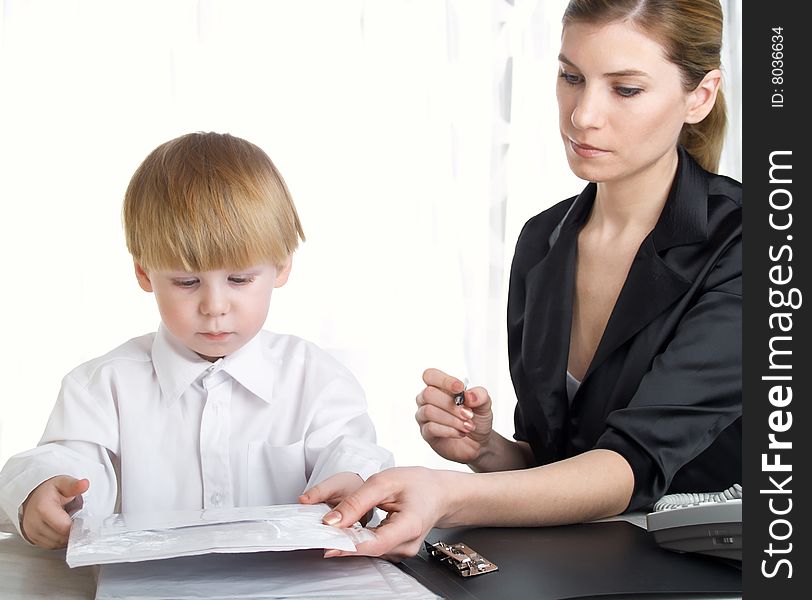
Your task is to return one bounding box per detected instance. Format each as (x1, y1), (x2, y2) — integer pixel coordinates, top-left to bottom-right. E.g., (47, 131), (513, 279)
(298, 472), (373, 525)
(21, 476), (89, 549)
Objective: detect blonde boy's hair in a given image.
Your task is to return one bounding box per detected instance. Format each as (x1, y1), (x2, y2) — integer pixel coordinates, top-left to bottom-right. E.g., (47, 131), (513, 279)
(123, 132), (305, 272)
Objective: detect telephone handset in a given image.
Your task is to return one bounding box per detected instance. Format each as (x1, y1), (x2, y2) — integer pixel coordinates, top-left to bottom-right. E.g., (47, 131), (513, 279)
(646, 484), (742, 563)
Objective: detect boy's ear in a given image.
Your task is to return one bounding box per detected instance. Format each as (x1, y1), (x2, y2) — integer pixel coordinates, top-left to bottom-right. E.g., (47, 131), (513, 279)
(134, 261), (154, 292)
(274, 256), (293, 288)
(685, 68), (722, 124)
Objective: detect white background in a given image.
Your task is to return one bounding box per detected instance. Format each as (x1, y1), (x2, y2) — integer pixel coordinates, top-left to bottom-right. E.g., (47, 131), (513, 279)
(0, 0), (741, 473)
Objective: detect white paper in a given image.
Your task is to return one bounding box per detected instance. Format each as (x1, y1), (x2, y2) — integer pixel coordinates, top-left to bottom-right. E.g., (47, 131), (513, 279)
(95, 550), (442, 600)
(66, 503), (373, 568)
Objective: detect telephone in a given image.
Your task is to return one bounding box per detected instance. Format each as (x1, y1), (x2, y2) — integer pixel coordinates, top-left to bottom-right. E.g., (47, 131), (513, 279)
(646, 484), (742, 563)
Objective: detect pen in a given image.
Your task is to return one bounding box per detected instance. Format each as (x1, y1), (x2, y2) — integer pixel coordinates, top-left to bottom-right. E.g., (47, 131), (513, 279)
(454, 377), (469, 406)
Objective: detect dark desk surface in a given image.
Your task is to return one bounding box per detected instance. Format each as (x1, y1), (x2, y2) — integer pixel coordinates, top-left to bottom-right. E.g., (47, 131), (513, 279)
(1, 518), (742, 599)
(399, 521), (742, 600)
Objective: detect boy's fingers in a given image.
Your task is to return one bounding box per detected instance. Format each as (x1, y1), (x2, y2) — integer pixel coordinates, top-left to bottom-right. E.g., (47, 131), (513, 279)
(38, 528), (69, 549)
(41, 502), (73, 535)
(28, 527), (59, 549)
(53, 476), (90, 500)
(40, 519), (63, 537)
(300, 478), (337, 505)
(63, 494), (84, 516)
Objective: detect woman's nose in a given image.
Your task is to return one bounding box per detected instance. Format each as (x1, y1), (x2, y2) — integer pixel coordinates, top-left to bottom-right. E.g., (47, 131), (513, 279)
(570, 85), (606, 130)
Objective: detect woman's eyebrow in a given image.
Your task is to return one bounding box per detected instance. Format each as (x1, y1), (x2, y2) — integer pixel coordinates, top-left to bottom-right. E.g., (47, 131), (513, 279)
(558, 53), (650, 78)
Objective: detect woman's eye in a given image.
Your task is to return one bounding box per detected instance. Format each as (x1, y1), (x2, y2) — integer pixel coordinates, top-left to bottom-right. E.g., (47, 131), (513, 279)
(559, 71), (582, 85)
(616, 86), (642, 98)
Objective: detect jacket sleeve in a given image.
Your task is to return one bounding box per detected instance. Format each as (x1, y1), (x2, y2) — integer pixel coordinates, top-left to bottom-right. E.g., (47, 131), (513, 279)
(594, 239), (742, 510)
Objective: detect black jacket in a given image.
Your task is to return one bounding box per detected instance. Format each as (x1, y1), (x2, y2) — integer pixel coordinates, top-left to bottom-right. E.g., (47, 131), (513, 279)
(507, 147), (742, 511)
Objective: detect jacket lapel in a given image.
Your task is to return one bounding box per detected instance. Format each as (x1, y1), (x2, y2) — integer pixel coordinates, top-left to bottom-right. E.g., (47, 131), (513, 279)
(517, 148), (710, 445)
(519, 188), (590, 451)
(583, 236), (691, 380)
(583, 147), (709, 381)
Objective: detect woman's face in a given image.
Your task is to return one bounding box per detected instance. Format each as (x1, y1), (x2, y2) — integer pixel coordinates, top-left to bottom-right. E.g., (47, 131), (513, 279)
(556, 20), (692, 184)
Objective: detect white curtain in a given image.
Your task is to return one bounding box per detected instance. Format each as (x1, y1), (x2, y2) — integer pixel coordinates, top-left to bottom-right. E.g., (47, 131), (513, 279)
(0, 0), (741, 472)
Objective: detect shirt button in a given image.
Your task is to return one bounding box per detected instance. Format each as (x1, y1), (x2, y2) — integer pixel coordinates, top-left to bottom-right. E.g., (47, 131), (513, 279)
(211, 492), (222, 506)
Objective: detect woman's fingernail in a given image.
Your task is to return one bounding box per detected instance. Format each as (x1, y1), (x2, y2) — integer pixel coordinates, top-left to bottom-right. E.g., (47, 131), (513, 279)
(324, 550), (340, 558)
(463, 421), (474, 431)
(323, 511), (342, 526)
(461, 408), (474, 419)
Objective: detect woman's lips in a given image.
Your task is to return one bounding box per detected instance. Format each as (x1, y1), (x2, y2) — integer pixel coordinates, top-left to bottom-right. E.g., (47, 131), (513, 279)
(569, 138), (609, 158)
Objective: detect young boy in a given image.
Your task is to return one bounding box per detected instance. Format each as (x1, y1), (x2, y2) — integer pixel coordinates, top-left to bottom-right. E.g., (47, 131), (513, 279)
(0, 132), (393, 549)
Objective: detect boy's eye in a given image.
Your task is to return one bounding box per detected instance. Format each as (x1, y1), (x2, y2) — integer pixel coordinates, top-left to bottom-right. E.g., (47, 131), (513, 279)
(229, 275), (256, 285)
(173, 279), (199, 288)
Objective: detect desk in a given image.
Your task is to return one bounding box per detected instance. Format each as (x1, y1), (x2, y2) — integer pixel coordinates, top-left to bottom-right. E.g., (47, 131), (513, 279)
(1, 519), (742, 599)
(0, 526), (95, 599)
(399, 521), (742, 600)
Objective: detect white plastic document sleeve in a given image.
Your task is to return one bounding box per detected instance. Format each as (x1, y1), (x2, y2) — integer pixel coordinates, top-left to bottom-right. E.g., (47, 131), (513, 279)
(66, 503), (373, 568)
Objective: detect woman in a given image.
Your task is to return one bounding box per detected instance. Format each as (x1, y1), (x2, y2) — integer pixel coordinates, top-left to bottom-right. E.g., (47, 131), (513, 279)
(301, 0), (741, 559)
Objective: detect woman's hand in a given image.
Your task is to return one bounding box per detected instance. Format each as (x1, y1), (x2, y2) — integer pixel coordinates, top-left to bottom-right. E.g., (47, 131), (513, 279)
(308, 466), (455, 560)
(415, 368), (494, 466)
(299, 472), (373, 525)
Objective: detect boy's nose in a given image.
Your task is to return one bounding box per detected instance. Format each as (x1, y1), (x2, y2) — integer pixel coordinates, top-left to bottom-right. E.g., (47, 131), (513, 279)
(200, 288), (229, 316)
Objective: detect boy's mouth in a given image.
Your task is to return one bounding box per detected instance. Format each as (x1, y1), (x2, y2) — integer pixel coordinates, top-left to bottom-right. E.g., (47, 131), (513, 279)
(200, 331), (233, 341)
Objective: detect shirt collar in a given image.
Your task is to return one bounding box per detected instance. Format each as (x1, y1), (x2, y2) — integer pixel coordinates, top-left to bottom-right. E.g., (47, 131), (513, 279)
(152, 326), (276, 406)
(219, 331), (276, 404)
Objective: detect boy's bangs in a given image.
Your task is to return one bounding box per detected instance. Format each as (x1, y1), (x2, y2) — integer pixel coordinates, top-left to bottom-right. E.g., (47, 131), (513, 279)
(138, 202), (286, 273)
(123, 132), (304, 273)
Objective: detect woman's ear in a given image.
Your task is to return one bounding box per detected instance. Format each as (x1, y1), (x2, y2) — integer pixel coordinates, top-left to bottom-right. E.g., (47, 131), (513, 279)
(134, 260), (154, 292)
(685, 68), (722, 124)
(274, 256), (293, 288)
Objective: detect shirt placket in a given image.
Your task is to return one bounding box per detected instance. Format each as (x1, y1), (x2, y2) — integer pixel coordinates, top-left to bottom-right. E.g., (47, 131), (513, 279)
(199, 366), (234, 509)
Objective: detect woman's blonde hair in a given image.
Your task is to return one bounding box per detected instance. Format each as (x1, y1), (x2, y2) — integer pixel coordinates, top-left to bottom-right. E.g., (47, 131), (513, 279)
(123, 132), (305, 272)
(563, 0), (727, 172)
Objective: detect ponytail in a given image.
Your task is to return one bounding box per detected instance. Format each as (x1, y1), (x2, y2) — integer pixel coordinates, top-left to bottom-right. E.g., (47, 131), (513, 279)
(680, 88), (727, 173)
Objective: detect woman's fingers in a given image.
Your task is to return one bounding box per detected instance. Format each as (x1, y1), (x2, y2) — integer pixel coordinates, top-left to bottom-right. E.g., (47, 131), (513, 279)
(325, 510), (425, 559)
(417, 386), (475, 420)
(417, 372), (490, 417)
(415, 403), (474, 435)
(421, 368), (464, 395)
(463, 386), (490, 409)
(321, 478), (387, 529)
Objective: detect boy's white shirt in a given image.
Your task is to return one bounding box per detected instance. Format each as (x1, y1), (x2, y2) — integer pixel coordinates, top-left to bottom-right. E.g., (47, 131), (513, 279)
(0, 326), (393, 539)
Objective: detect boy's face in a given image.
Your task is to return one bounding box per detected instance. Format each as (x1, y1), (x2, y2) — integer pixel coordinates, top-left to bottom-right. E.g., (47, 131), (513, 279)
(135, 260), (291, 361)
